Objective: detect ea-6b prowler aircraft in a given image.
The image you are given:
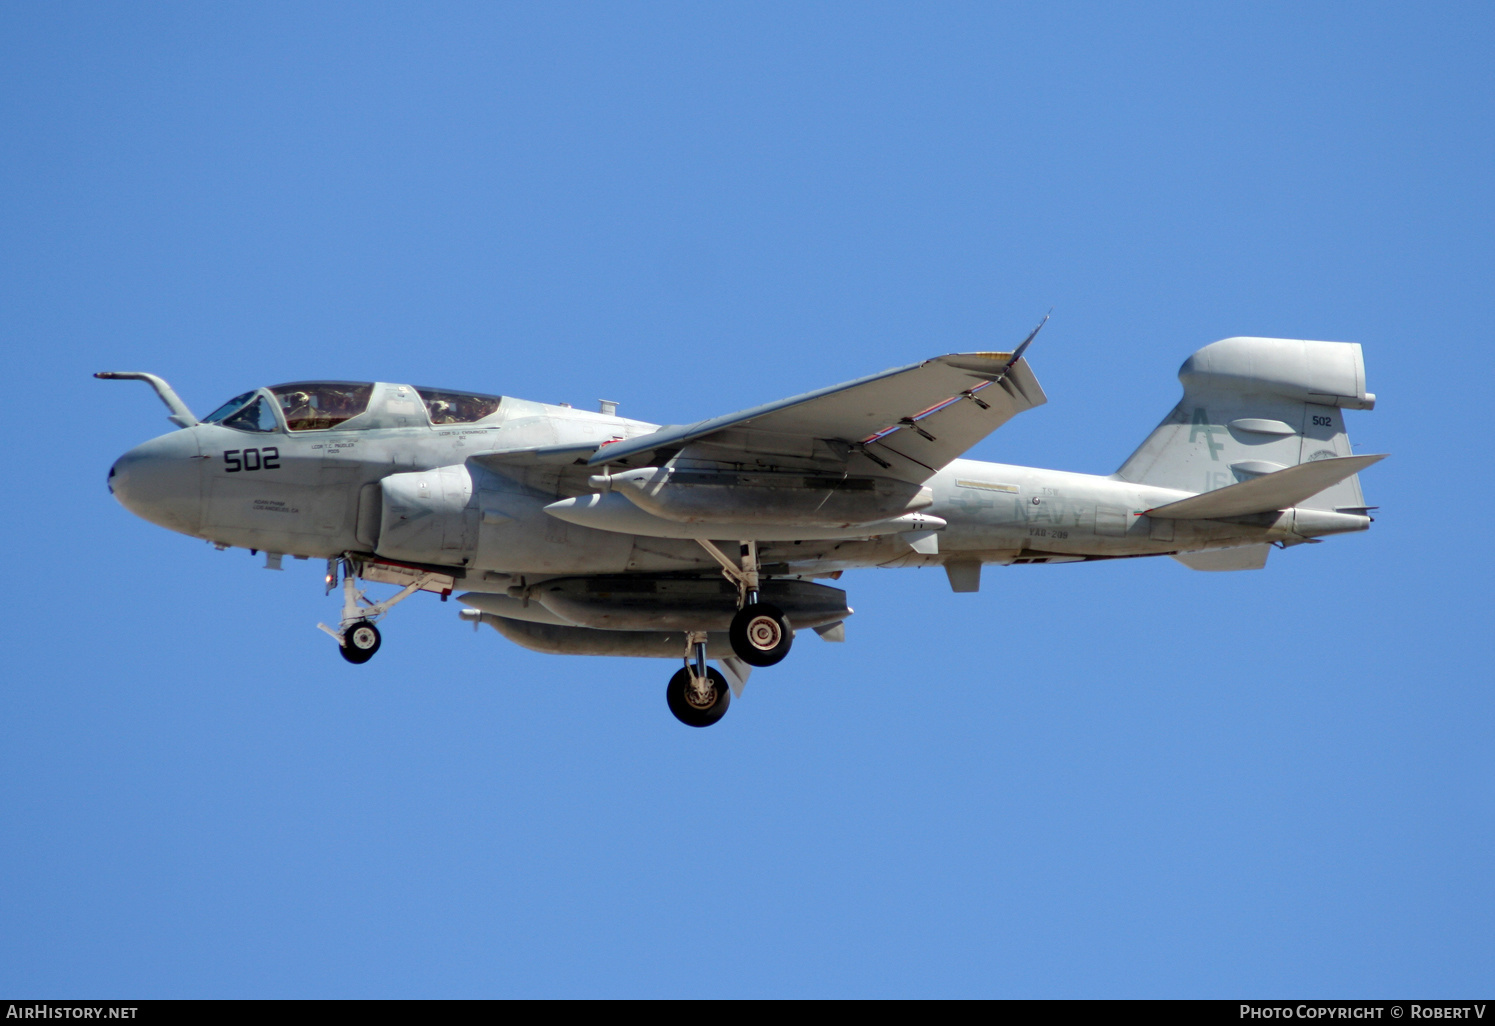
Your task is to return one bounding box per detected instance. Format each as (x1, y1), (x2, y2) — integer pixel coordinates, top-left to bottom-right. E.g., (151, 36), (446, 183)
(101, 329), (1383, 726)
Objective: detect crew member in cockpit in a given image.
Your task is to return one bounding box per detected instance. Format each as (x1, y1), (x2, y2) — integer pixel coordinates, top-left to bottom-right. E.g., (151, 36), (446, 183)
(282, 390), (315, 429)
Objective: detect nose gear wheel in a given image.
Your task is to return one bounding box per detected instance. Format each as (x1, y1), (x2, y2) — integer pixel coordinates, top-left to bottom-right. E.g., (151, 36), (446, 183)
(339, 620), (381, 664)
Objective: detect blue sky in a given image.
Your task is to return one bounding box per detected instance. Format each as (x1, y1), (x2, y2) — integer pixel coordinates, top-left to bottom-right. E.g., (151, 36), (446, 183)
(2, 2), (1491, 997)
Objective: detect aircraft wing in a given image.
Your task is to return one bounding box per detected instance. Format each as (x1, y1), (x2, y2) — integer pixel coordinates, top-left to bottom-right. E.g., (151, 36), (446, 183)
(588, 350), (1046, 483)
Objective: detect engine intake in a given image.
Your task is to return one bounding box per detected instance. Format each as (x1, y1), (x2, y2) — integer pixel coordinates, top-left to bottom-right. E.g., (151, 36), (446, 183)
(375, 465), (476, 565)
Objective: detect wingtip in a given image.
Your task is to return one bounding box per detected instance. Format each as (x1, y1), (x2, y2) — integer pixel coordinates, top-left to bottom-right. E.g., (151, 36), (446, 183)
(1007, 311), (1050, 366)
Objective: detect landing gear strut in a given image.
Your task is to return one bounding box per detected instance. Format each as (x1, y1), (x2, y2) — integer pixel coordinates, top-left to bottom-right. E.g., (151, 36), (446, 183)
(696, 538), (794, 667)
(666, 632), (731, 727)
(317, 556), (441, 665)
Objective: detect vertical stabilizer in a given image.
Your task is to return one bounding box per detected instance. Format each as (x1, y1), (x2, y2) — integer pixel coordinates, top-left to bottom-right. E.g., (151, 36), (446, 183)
(1116, 337), (1375, 510)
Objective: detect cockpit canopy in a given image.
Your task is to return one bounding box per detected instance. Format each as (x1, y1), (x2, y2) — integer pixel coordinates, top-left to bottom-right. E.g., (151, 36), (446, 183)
(201, 382), (504, 432)
(202, 390), (278, 432)
(414, 387), (502, 424)
(270, 382), (374, 431)
(202, 383), (372, 432)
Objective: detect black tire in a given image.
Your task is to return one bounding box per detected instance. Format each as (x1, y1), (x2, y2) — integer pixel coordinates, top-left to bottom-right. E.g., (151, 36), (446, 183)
(339, 620), (381, 664)
(729, 602), (793, 667)
(666, 666), (731, 727)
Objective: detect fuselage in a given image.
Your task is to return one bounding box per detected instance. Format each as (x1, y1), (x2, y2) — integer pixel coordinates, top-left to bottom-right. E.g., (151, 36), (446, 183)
(108, 380), (1368, 592)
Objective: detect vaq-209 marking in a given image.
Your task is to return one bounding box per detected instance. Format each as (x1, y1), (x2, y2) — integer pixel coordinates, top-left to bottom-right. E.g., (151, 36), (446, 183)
(101, 326), (1384, 727)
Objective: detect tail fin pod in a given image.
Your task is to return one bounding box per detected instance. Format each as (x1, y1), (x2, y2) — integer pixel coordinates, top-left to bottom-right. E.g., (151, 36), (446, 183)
(1116, 337), (1376, 510)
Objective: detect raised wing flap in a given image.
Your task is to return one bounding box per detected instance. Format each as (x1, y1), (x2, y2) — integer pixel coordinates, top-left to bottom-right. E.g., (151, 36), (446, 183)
(590, 350), (1047, 483)
(1147, 453), (1387, 520)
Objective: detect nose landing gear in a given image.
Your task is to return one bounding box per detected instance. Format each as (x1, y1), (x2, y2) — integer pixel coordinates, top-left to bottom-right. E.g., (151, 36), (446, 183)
(317, 557), (443, 665)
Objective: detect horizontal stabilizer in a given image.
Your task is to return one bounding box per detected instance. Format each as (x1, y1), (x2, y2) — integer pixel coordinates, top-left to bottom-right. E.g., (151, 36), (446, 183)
(1147, 453), (1387, 520)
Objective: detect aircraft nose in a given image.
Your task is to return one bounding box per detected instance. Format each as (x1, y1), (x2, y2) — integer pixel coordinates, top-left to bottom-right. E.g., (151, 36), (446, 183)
(109, 430), (204, 536)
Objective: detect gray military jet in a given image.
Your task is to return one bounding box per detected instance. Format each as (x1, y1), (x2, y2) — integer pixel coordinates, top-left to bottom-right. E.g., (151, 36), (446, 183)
(101, 329), (1383, 726)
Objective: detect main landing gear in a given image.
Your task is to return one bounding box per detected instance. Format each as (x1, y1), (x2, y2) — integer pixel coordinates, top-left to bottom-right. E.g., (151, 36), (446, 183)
(696, 538), (794, 667)
(662, 540), (793, 727)
(667, 632), (731, 728)
(317, 557), (442, 665)
(729, 602), (792, 667)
